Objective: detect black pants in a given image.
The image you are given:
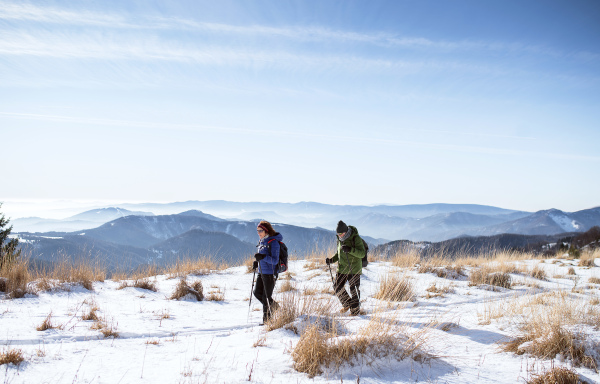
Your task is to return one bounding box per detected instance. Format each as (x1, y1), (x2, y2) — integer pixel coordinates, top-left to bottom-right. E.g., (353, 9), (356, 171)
(254, 274), (276, 320)
(335, 273), (361, 310)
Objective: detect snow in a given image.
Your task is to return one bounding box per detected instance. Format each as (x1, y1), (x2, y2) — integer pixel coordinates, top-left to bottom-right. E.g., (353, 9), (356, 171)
(549, 212), (581, 232)
(1, 259), (599, 384)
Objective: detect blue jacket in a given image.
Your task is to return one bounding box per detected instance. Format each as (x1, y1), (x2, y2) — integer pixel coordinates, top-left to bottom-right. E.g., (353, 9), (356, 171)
(256, 232), (283, 275)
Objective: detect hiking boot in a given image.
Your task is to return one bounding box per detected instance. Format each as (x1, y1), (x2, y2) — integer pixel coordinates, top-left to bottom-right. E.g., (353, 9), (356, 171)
(350, 307), (360, 316)
(340, 306), (350, 313)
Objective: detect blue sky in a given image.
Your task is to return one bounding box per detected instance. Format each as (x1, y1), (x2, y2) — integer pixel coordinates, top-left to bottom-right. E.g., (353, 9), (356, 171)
(1, 0), (599, 216)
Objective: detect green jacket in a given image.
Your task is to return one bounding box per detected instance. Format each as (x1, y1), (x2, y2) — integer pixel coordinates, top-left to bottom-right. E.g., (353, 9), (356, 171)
(331, 225), (366, 274)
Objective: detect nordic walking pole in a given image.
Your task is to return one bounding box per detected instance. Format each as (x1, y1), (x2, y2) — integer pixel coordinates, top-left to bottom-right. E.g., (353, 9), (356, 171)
(247, 266), (257, 322)
(328, 261), (335, 286)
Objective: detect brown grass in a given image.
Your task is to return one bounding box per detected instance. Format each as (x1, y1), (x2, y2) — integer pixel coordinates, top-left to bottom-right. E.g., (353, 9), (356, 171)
(588, 277), (600, 284)
(265, 293), (336, 332)
(526, 366), (583, 384)
(170, 278), (204, 301)
(1, 259), (34, 298)
(530, 265), (547, 280)
(82, 307), (99, 321)
(579, 250), (597, 268)
(568, 267), (576, 275)
(374, 273), (414, 302)
(166, 257), (221, 279)
(0, 349), (25, 366)
(205, 286), (225, 301)
(32, 260), (106, 291)
(469, 266), (512, 289)
(500, 292), (599, 369)
(391, 249), (420, 268)
(291, 314), (431, 377)
(36, 311), (58, 331)
(425, 283), (455, 299)
(278, 279), (296, 293)
(117, 278), (158, 292)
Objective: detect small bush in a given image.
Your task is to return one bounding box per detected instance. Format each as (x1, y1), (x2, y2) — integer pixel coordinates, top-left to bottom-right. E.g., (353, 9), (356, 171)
(170, 278), (204, 301)
(374, 274), (414, 302)
(527, 366), (583, 384)
(0, 349), (25, 366)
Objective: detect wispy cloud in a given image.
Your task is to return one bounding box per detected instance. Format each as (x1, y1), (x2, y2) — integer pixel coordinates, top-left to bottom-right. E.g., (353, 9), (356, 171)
(1, 112), (596, 162)
(1, 2), (595, 61)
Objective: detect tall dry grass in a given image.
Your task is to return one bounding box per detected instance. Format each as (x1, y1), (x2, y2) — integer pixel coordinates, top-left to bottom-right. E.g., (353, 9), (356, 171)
(373, 273), (414, 302)
(579, 249), (598, 268)
(292, 313), (431, 377)
(497, 291), (600, 369)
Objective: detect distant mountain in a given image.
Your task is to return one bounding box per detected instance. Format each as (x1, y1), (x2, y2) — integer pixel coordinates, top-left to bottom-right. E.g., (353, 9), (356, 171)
(469, 207), (600, 237)
(12, 207), (154, 233)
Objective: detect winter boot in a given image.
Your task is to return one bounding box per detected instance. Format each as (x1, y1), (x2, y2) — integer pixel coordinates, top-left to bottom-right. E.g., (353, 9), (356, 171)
(350, 307), (360, 316)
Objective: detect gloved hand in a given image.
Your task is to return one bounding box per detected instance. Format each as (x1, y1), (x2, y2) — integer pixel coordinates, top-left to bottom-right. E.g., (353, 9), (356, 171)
(252, 260), (258, 270)
(341, 245), (352, 253)
(254, 253), (265, 261)
(325, 257), (332, 265)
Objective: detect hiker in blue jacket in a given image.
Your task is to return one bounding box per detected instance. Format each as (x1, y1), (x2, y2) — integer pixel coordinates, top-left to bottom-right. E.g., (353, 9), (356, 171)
(253, 220), (281, 324)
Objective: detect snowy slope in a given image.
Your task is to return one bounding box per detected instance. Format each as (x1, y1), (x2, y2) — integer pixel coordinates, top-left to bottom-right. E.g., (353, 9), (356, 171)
(1, 258), (599, 384)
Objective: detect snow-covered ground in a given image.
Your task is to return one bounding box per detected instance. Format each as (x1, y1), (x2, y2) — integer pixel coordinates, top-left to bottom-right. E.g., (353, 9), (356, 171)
(1, 258), (599, 384)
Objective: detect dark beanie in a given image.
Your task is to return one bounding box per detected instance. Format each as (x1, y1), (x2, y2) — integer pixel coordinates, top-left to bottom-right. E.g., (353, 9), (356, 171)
(336, 220), (348, 234)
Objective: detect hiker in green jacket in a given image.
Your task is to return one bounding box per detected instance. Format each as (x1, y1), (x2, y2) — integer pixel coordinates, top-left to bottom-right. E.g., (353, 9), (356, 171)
(325, 220), (366, 316)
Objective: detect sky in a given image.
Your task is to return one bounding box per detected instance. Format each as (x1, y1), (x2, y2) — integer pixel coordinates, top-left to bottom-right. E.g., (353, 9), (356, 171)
(1, 0), (599, 218)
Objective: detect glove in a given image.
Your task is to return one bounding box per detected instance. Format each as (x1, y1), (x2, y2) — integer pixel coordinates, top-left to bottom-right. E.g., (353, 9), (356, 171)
(341, 245), (352, 253)
(325, 257), (332, 265)
(252, 260), (258, 270)
(254, 253), (265, 261)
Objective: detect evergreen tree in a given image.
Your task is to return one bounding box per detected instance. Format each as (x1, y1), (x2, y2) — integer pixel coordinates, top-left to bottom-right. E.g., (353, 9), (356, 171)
(0, 203), (20, 269)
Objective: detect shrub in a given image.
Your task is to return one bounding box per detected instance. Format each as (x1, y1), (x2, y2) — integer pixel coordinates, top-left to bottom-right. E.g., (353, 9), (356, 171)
(0, 349), (25, 366)
(374, 274), (414, 302)
(526, 366), (583, 384)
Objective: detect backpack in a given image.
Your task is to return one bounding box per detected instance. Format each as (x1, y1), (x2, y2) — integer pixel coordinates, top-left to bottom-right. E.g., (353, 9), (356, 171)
(358, 237), (369, 268)
(267, 240), (288, 274)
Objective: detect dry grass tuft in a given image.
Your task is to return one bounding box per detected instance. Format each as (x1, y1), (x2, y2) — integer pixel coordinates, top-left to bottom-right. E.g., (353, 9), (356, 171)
(391, 249), (421, 268)
(527, 366), (583, 384)
(1, 259), (34, 298)
(36, 312), (58, 331)
(588, 277), (600, 285)
(82, 307), (99, 321)
(205, 286), (225, 301)
(291, 324), (328, 377)
(469, 267), (512, 289)
(265, 293), (336, 332)
(278, 279), (296, 293)
(0, 349), (25, 366)
(118, 278), (158, 292)
(291, 315), (431, 377)
(166, 257), (220, 279)
(303, 258), (324, 271)
(579, 251), (597, 268)
(374, 273), (414, 302)
(568, 267), (577, 275)
(530, 265), (547, 280)
(170, 278), (204, 301)
(425, 283), (455, 299)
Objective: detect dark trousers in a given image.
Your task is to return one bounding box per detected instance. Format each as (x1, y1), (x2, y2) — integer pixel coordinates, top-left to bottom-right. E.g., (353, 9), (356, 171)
(254, 274), (276, 320)
(335, 273), (361, 310)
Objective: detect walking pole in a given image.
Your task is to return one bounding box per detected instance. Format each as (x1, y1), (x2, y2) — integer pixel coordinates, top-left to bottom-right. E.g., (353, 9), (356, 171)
(247, 266), (257, 322)
(328, 262), (335, 287)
